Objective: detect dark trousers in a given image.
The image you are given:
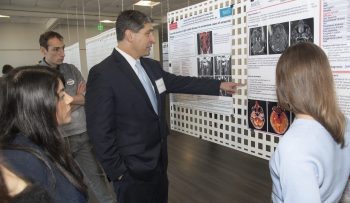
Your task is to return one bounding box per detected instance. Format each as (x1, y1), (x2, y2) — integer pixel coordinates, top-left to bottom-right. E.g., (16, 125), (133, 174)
(113, 166), (168, 203)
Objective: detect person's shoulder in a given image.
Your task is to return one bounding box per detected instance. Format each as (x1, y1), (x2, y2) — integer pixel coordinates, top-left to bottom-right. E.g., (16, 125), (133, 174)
(2, 135), (44, 161)
(61, 63), (80, 72)
(1, 135), (50, 181)
(91, 54), (115, 72)
(277, 120), (318, 154)
(2, 148), (47, 177)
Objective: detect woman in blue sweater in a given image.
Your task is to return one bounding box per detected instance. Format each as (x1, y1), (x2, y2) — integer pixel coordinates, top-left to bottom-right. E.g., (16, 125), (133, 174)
(0, 66), (87, 202)
(270, 42), (350, 202)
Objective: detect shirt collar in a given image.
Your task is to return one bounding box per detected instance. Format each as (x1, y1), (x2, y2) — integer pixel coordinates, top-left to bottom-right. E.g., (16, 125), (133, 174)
(115, 47), (139, 67)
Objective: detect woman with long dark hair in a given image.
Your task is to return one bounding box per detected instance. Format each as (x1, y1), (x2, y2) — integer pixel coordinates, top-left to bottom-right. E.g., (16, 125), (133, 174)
(0, 66), (87, 202)
(269, 42), (350, 202)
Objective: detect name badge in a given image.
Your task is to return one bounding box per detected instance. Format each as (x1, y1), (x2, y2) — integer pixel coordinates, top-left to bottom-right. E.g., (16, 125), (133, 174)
(66, 79), (75, 86)
(155, 78), (166, 94)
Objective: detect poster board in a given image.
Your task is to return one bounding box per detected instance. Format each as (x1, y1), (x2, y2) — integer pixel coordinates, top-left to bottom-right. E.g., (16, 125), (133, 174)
(85, 28), (117, 71)
(168, 1), (234, 115)
(64, 42), (82, 72)
(168, 0), (350, 160)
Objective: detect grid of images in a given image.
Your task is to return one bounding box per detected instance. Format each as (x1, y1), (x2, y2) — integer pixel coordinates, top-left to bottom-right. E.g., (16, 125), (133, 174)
(196, 30), (232, 97)
(248, 100), (293, 136)
(197, 55), (233, 97)
(249, 18), (314, 55)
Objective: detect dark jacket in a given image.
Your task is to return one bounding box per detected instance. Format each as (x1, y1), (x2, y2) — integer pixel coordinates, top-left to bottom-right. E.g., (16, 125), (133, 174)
(1, 134), (87, 203)
(85, 49), (221, 181)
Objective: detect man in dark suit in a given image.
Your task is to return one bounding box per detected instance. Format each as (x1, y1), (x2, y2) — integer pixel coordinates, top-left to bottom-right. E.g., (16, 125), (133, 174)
(85, 10), (241, 203)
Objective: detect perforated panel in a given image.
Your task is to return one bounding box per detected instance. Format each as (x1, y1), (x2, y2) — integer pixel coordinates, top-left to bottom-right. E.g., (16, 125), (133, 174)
(168, 0), (279, 160)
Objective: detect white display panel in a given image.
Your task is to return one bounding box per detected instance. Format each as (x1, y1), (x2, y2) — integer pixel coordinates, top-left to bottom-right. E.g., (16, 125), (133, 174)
(64, 42), (82, 72)
(85, 28), (117, 71)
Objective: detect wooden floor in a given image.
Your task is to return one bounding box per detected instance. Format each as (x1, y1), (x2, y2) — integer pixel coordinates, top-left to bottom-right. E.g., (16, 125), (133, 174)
(167, 131), (272, 203)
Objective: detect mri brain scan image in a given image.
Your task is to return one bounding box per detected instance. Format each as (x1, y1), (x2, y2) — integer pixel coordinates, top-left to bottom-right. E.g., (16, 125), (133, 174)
(250, 100), (265, 129)
(269, 105), (289, 135)
(250, 26), (267, 55)
(268, 23), (289, 54)
(290, 18), (314, 46)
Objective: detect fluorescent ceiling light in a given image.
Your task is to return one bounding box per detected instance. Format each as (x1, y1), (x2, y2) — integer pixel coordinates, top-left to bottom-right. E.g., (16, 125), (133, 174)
(134, 0), (160, 7)
(100, 20), (116, 23)
(0, 15), (10, 18)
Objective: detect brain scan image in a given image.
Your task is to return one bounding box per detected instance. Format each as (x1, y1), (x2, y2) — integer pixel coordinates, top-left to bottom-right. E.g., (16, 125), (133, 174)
(268, 23), (289, 54)
(290, 18), (314, 46)
(269, 104), (289, 135)
(249, 26), (267, 55)
(250, 100), (265, 129)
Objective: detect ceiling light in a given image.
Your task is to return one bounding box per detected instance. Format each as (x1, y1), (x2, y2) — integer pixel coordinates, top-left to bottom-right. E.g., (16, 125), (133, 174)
(0, 15), (10, 18)
(134, 1), (160, 7)
(100, 20), (116, 23)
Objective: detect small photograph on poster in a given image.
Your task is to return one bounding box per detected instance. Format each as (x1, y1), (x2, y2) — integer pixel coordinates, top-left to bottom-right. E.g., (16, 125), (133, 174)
(267, 102), (290, 135)
(197, 56), (213, 76)
(197, 31), (213, 55)
(216, 75), (232, 97)
(248, 99), (267, 131)
(290, 18), (314, 46)
(249, 26), (267, 55)
(214, 55), (231, 76)
(268, 22), (289, 54)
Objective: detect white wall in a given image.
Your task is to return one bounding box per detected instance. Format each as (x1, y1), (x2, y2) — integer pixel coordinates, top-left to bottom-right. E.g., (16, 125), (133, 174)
(0, 23), (44, 76)
(0, 22), (161, 78)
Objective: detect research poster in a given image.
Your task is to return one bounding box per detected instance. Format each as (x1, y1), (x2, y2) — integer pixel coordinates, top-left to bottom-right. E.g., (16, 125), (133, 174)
(85, 28), (117, 70)
(247, 0), (350, 136)
(168, 6), (234, 115)
(322, 0), (350, 118)
(64, 42), (82, 72)
(247, 0), (320, 135)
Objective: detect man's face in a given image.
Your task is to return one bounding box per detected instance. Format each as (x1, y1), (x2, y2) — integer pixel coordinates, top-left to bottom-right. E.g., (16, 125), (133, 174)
(131, 23), (155, 58)
(41, 37), (65, 67)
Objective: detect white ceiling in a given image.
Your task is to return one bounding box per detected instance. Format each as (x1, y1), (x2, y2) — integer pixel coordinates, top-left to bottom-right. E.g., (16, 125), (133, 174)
(0, 0), (206, 28)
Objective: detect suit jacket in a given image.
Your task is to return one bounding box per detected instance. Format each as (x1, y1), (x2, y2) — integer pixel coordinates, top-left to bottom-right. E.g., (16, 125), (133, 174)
(85, 49), (221, 181)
